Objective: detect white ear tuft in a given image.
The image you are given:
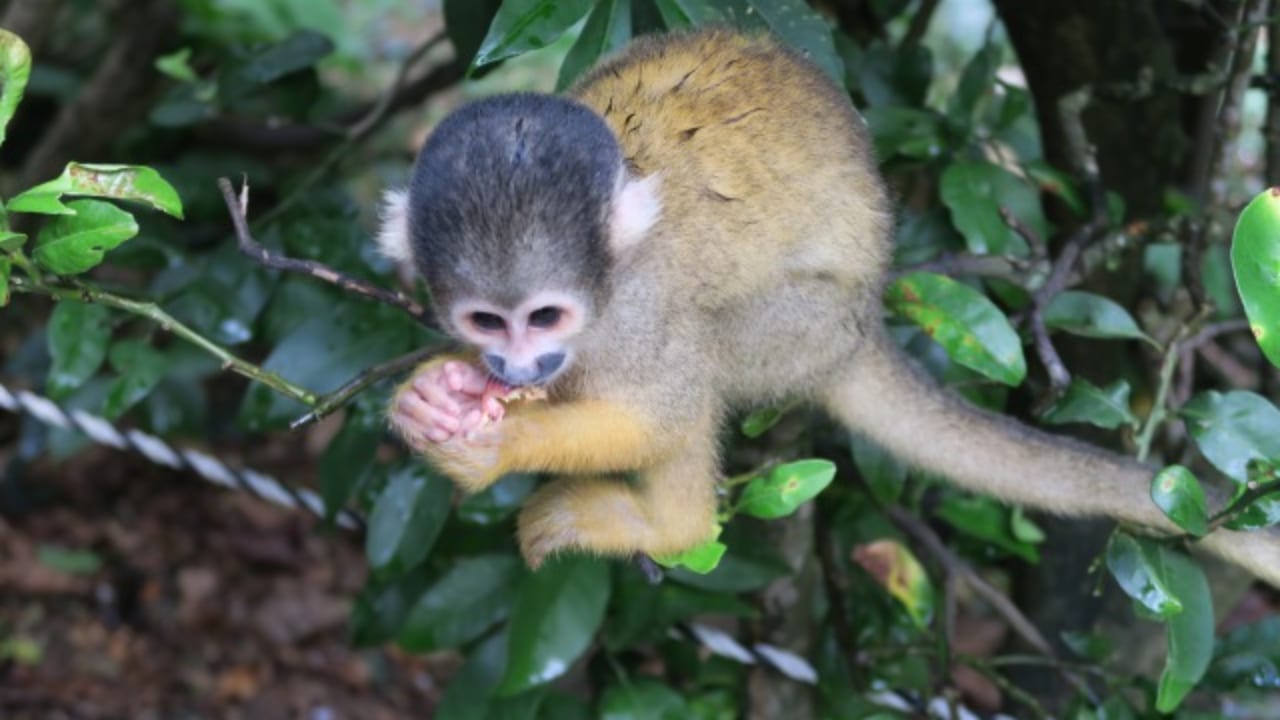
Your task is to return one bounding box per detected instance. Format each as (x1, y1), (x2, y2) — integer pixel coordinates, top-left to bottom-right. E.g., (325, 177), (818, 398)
(375, 187), (414, 265)
(609, 173), (662, 252)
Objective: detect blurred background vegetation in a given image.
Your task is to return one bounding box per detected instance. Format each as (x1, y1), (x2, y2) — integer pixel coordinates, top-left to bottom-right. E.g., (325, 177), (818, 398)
(2, 0), (1280, 718)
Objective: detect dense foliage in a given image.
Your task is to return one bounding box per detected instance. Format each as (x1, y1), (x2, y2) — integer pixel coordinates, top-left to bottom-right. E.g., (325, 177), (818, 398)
(3, 0), (1280, 717)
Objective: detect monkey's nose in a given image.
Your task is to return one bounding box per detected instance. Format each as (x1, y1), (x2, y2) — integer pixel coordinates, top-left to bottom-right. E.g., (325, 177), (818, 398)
(536, 352), (565, 378)
(484, 352), (565, 386)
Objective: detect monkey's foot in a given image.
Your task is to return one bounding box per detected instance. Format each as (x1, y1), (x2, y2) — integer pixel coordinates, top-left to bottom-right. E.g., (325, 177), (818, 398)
(517, 478), (653, 568)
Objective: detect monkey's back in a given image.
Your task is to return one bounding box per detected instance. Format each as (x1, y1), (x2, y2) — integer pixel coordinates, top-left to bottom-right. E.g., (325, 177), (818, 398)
(571, 29), (892, 305)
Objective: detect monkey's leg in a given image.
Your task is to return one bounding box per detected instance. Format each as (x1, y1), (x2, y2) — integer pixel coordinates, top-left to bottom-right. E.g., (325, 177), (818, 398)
(516, 442), (719, 568)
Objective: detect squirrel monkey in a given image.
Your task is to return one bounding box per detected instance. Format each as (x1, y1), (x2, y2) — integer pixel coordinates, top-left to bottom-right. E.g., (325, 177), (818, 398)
(378, 29), (1280, 583)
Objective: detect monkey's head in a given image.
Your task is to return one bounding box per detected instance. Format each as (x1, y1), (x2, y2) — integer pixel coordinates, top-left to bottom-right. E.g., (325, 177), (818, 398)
(376, 93), (662, 388)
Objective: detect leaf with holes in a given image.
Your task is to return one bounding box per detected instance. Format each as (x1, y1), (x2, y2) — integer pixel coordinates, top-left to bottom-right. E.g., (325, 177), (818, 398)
(1151, 465), (1209, 537)
(0, 29), (31, 149)
(1231, 188), (1280, 368)
(10, 163), (183, 218)
(31, 200), (138, 275)
(473, 0), (594, 68)
(887, 271), (1026, 386)
(738, 459), (836, 519)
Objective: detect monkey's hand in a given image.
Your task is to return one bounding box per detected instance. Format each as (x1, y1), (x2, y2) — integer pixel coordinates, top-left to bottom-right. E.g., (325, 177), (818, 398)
(389, 357), (515, 492)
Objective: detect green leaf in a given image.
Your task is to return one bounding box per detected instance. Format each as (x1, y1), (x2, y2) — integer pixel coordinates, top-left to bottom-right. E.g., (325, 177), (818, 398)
(1044, 291), (1154, 345)
(474, 0), (594, 68)
(557, 0), (631, 91)
(939, 160), (1030, 255)
(1024, 160), (1086, 217)
(949, 44), (1001, 120)
(46, 301), (112, 399)
(1231, 188), (1280, 368)
(746, 0), (842, 83)
(1150, 465), (1209, 537)
(886, 271), (1027, 386)
(852, 539), (934, 628)
(936, 495), (1039, 563)
(37, 544), (102, 575)
(740, 406), (784, 438)
(155, 47), (199, 82)
(219, 30), (334, 100)
(0, 29), (32, 149)
(654, 526), (726, 574)
(436, 631), (511, 720)
(445, 0), (504, 67)
(399, 555), (523, 652)
(365, 464), (452, 572)
(10, 163), (183, 218)
(850, 432), (906, 504)
(0, 230), (25, 252)
(652, 0), (730, 27)
(1040, 378), (1137, 429)
(103, 340), (168, 419)
(319, 404), (383, 520)
(738, 459), (836, 519)
(1105, 532), (1182, 618)
(1181, 390), (1280, 484)
(0, 256), (10, 307)
(1009, 507), (1046, 543)
(666, 529), (790, 592)
(499, 556), (610, 694)
(1155, 550), (1214, 713)
(864, 105), (946, 160)
(457, 473), (538, 525)
(31, 200), (138, 275)
(599, 678), (689, 719)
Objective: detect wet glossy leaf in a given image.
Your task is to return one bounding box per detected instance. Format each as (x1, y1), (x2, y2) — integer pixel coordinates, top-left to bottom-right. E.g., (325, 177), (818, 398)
(436, 631), (510, 719)
(32, 200), (138, 275)
(852, 539), (934, 628)
(499, 556), (610, 694)
(746, 0), (842, 82)
(474, 0), (594, 68)
(1040, 378), (1137, 429)
(366, 464), (452, 572)
(46, 301), (112, 399)
(1231, 188), (1280, 367)
(1151, 465), (1209, 537)
(599, 677), (688, 719)
(738, 459), (836, 519)
(399, 555), (523, 651)
(103, 340), (168, 419)
(558, 0), (631, 90)
(1155, 550), (1213, 712)
(1105, 532), (1182, 617)
(1208, 617), (1280, 691)
(1181, 390), (1280, 484)
(0, 29), (32, 149)
(886, 271), (1026, 386)
(1044, 291), (1154, 345)
(940, 160), (1030, 255)
(10, 163), (183, 218)
(654, 527), (726, 574)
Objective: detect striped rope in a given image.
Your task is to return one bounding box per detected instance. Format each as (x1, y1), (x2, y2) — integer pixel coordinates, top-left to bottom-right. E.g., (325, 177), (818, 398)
(0, 380), (362, 531)
(0, 380), (832, 684)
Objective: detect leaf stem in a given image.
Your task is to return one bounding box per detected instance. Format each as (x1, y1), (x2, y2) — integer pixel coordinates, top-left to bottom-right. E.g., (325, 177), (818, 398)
(11, 275), (318, 406)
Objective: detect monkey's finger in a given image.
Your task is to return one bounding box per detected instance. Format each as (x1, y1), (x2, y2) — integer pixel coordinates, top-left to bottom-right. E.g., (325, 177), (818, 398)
(450, 362), (490, 396)
(398, 393), (463, 435)
(414, 375), (463, 415)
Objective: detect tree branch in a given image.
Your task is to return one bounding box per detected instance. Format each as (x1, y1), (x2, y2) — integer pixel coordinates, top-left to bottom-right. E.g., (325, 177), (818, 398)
(289, 344), (443, 430)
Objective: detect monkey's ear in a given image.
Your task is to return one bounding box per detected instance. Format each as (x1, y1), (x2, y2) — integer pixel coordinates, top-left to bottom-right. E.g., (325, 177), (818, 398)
(609, 174), (662, 252)
(375, 187), (414, 266)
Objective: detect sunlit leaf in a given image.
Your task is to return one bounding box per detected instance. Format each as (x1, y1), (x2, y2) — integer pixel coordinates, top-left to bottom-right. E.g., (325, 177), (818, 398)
(474, 0), (594, 68)
(499, 556), (610, 694)
(1231, 188), (1280, 368)
(852, 539), (934, 628)
(1044, 291), (1155, 345)
(155, 47), (199, 82)
(10, 163), (183, 218)
(738, 459), (836, 519)
(886, 271), (1026, 385)
(1150, 465), (1209, 537)
(1181, 390), (1280, 484)
(31, 200), (138, 275)
(0, 29), (32, 149)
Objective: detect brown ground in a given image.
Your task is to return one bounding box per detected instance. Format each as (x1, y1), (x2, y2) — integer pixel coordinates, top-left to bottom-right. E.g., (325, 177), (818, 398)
(0, 444), (452, 720)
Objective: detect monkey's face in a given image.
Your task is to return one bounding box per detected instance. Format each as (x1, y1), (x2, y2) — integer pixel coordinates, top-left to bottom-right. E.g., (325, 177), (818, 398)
(447, 289), (591, 388)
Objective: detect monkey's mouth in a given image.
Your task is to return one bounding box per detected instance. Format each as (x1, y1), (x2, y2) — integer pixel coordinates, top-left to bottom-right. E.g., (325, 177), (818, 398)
(485, 376), (549, 403)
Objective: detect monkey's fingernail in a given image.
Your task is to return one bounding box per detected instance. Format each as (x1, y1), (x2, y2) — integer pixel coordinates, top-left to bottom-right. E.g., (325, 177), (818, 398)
(426, 428), (448, 443)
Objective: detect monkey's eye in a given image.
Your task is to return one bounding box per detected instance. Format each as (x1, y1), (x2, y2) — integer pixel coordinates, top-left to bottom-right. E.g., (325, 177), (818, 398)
(469, 311), (507, 332)
(528, 306), (563, 329)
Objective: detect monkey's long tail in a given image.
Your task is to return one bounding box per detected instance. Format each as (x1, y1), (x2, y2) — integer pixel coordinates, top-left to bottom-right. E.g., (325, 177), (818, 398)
(824, 331), (1280, 589)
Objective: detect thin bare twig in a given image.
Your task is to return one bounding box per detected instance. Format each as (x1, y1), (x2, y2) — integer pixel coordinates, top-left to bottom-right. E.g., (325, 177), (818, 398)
(217, 177), (432, 324)
(290, 344), (444, 429)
